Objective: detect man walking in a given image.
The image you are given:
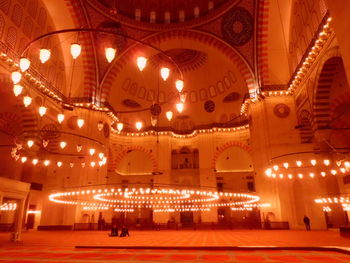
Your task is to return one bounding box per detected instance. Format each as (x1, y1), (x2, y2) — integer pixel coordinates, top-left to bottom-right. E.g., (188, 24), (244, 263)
(303, 216), (311, 231)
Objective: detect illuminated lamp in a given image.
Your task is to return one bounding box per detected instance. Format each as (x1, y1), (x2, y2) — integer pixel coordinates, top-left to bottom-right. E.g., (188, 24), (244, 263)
(90, 161), (96, 167)
(309, 173), (315, 178)
(345, 162), (350, 168)
(27, 140), (34, 148)
(105, 47), (116, 63)
(166, 111), (173, 121)
(321, 171), (326, 177)
(331, 170), (337, 175)
(273, 165), (278, 171)
(60, 141), (67, 149)
(77, 118), (84, 128)
(11, 71), (22, 84)
(117, 122), (123, 132)
(21, 157), (27, 163)
(340, 168), (346, 174)
(38, 106), (47, 117)
(57, 161), (62, 167)
(57, 114), (64, 124)
(160, 67), (170, 81)
(23, 96), (32, 107)
(324, 159), (330, 166)
(265, 168), (272, 177)
(39, 49), (51, 63)
(279, 174), (284, 179)
(311, 159), (317, 166)
(176, 102), (184, 113)
(98, 153), (104, 159)
(283, 163), (289, 169)
(102, 157), (107, 165)
(135, 121), (142, 131)
(136, 56), (147, 71)
(70, 43), (81, 59)
(44, 160), (50, 166)
(175, 80), (184, 93)
(13, 85), (23, 96)
(298, 173), (303, 179)
(19, 57), (30, 72)
(32, 159), (38, 165)
(296, 161), (302, 167)
(288, 174), (293, 179)
(70, 163), (74, 168)
(89, 148), (95, 156)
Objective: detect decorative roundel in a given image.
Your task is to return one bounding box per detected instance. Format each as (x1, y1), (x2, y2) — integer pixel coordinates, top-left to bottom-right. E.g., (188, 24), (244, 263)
(150, 104), (162, 116)
(204, 100), (215, 113)
(103, 123), (110, 138)
(221, 7), (253, 46)
(273, 104), (290, 118)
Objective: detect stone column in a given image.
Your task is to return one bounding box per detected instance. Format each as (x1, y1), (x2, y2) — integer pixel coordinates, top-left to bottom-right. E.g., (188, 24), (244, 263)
(12, 198), (25, 241)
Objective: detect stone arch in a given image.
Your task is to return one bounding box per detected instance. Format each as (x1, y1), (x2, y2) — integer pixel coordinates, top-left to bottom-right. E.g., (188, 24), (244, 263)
(211, 141), (252, 169)
(313, 47), (342, 130)
(100, 30), (256, 103)
(113, 145), (157, 172)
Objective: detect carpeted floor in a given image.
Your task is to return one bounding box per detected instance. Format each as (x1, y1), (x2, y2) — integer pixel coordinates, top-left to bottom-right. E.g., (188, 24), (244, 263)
(1, 230), (350, 262)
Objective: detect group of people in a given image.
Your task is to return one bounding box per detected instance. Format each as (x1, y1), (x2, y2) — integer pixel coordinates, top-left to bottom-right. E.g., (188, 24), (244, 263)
(109, 224), (130, 237)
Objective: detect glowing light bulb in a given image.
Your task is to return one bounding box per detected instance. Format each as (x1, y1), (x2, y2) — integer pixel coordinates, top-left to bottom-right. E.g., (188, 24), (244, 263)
(176, 102), (184, 113)
(160, 67), (170, 81)
(102, 157), (107, 165)
(340, 168), (346, 173)
(23, 96), (32, 107)
(27, 140), (34, 148)
(38, 106), (47, 117)
(283, 163), (289, 169)
(310, 159), (317, 166)
(298, 173), (303, 179)
(324, 159), (330, 166)
(70, 162), (74, 168)
(32, 159), (38, 165)
(309, 173), (315, 178)
(98, 153), (104, 159)
(288, 174), (293, 179)
(105, 47), (116, 63)
(70, 43), (81, 59)
(21, 157), (27, 163)
(13, 84), (23, 96)
(265, 168), (272, 177)
(57, 161), (62, 167)
(296, 161), (302, 167)
(77, 118), (84, 128)
(97, 121), (103, 131)
(44, 160), (50, 166)
(57, 114), (64, 124)
(39, 49), (51, 63)
(331, 169), (337, 175)
(76, 145), (82, 152)
(99, 161), (103, 167)
(321, 171), (326, 177)
(166, 111), (173, 121)
(19, 57), (30, 72)
(117, 122), (123, 132)
(90, 161), (96, 167)
(136, 56), (147, 71)
(136, 121), (142, 131)
(273, 165), (278, 171)
(60, 141), (67, 149)
(345, 162), (350, 168)
(279, 174), (284, 179)
(89, 148), (95, 156)
(175, 80), (184, 93)
(11, 71), (22, 84)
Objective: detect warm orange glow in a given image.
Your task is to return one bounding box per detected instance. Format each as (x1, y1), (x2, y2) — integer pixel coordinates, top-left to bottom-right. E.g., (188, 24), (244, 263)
(311, 159), (317, 166)
(117, 122), (124, 132)
(70, 43), (81, 59)
(160, 67), (170, 81)
(76, 145), (82, 152)
(13, 84), (23, 96)
(136, 56), (147, 71)
(175, 80), (184, 92)
(136, 121), (142, 131)
(166, 111), (173, 121)
(324, 159), (330, 166)
(23, 96), (32, 107)
(44, 160), (50, 166)
(57, 114), (65, 124)
(273, 165), (278, 171)
(90, 161), (96, 167)
(21, 157), (27, 163)
(38, 106), (47, 117)
(105, 47), (116, 63)
(42, 140), (49, 148)
(60, 141), (67, 149)
(176, 102), (184, 113)
(39, 49), (51, 63)
(11, 71), (22, 84)
(32, 159), (38, 165)
(296, 161), (302, 167)
(98, 153), (104, 159)
(57, 161), (62, 167)
(19, 57), (30, 72)
(27, 140), (34, 148)
(89, 148), (95, 156)
(283, 162), (289, 169)
(77, 118), (84, 128)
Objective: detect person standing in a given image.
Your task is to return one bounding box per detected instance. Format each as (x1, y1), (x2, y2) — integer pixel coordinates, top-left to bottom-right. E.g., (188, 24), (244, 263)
(303, 216), (311, 231)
